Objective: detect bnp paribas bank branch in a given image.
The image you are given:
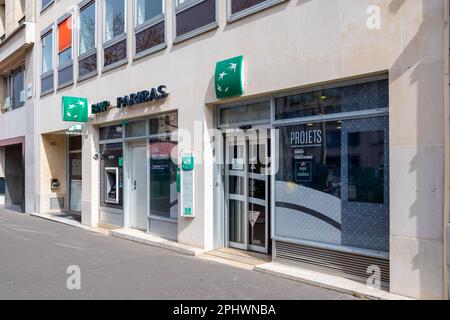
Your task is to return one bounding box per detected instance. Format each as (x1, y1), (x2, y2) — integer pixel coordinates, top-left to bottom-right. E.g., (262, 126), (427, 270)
(29, 0), (449, 299)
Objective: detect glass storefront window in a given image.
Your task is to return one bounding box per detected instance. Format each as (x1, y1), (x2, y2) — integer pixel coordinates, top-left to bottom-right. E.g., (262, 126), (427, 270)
(219, 101), (271, 127)
(275, 79), (389, 254)
(277, 122), (342, 199)
(347, 130), (385, 204)
(148, 136), (178, 219)
(149, 112), (178, 135)
(125, 120), (146, 138)
(100, 124), (123, 141)
(275, 79), (388, 120)
(276, 117), (389, 253)
(100, 143), (123, 209)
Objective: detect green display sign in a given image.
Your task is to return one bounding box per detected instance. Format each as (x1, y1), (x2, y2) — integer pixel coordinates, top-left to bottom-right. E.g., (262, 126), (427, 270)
(118, 157), (123, 167)
(184, 207), (192, 216)
(182, 155), (194, 171)
(215, 55), (244, 99)
(62, 96), (89, 122)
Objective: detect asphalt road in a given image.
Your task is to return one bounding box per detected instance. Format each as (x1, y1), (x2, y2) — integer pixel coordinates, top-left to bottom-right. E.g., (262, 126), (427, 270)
(0, 208), (356, 300)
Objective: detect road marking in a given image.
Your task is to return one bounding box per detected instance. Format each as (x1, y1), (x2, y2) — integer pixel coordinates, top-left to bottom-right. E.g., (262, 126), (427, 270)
(52, 243), (86, 251)
(14, 235), (35, 243)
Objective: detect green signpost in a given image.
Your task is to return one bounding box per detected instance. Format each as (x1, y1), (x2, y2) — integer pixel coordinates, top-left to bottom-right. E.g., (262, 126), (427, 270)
(215, 55), (245, 99)
(62, 96), (89, 122)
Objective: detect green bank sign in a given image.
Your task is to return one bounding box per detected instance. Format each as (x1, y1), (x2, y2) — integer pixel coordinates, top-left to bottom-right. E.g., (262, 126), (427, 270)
(215, 56), (245, 99)
(62, 96), (89, 122)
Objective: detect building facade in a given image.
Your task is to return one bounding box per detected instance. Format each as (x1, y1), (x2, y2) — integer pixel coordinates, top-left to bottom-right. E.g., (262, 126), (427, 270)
(0, 0), (35, 213)
(0, 0), (446, 299)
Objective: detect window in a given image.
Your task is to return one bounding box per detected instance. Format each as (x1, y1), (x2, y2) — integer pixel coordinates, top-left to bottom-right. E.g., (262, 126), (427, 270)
(274, 79), (390, 254)
(41, 28), (54, 94)
(275, 79), (389, 121)
(104, 0), (127, 69)
(228, 0), (285, 21)
(100, 124), (123, 140)
(41, 0), (54, 12)
(57, 15), (73, 88)
(125, 120), (146, 138)
(219, 101), (271, 127)
(18, 0), (25, 23)
(136, 0), (163, 25)
(58, 17), (72, 66)
(2, 65), (25, 113)
(79, 1), (97, 79)
(0, 3), (5, 42)
(148, 112), (178, 220)
(134, 0), (165, 57)
(347, 131), (385, 204)
(174, 0), (216, 43)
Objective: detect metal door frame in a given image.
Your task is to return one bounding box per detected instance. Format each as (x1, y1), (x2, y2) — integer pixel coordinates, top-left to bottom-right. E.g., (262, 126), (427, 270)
(125, 140), (148, 230)
(224, 128), (270, 254)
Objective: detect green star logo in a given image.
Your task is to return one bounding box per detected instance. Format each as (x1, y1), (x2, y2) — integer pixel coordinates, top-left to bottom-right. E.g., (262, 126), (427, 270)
(215, 56), (244, 99)
(62, 96), (89, 123)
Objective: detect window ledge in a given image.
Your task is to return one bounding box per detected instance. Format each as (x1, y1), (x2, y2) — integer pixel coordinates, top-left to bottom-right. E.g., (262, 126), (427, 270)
(77, 70), (98, 83)
(227, 0), (286, 23)
(173, 21), (218, 45)
(58, 81), (74, 91)
(102, 58), (128, 74)
(133, 43), (167, 61)
(0, 105), (25, 115)
(40, 88), (54, 98)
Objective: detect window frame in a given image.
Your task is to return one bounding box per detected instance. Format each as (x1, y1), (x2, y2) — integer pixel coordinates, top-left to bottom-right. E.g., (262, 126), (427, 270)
(1, 64), (25, 112)
(57, 12), (75, 90)
(40, 24), (55, 97)
(133, 0), (167, 60)
(227, 0), (286, 23)
(172, 0), (218, 44)
(102, 0), (128, 72)
(41, 0), (55, 14)
(78, 0), (98, 82)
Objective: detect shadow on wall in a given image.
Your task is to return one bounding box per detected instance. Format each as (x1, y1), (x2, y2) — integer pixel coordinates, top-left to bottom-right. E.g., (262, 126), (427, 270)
(2, 145), (24, 212)
(389, 0), (445, 299)
(41, 134), (67, 211)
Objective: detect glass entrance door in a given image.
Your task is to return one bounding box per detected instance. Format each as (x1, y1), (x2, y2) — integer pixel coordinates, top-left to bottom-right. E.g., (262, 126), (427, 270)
(225, 130), (270, 254)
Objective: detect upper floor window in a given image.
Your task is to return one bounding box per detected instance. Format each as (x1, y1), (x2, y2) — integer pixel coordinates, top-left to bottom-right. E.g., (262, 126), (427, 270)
(228, 0), (285, 22)
(1, 65), (25, 113)
(57, 15), (74, 88)
(174, 0), (216, 43)
(58, 16), (73, 67)
(136, 0), (163, 26)
(41, 0), (55, 12)
(134, 0), (165, 58)
(18, 0), (25, 23)
(103, 0), (127, 69)
(41, 28), (54, 95)
(0, 2), (5, 41)
(79, 0), (97, 79)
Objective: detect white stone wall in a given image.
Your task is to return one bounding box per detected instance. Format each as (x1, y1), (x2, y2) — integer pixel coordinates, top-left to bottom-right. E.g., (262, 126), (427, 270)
(33, 0), (447, 298)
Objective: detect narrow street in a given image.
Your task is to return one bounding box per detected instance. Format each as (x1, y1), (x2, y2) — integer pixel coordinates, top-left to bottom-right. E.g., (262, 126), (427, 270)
(0, 208), (356, 300)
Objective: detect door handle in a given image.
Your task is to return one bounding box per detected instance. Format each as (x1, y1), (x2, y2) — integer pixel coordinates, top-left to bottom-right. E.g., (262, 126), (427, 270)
(134, 180), (137, 190)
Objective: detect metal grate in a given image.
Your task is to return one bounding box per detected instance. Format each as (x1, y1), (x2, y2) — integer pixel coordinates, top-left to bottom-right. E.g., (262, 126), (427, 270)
(50, 197), (65, 210)
(275, 241), (390, 289)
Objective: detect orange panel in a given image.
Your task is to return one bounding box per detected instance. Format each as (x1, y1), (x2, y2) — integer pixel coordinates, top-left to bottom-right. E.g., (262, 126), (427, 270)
(58, 16), (72, 53)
